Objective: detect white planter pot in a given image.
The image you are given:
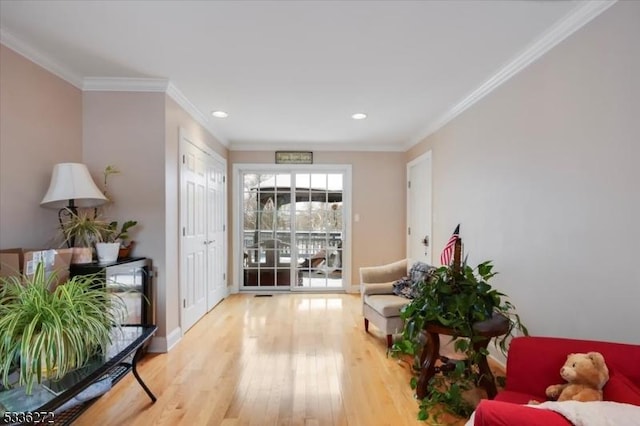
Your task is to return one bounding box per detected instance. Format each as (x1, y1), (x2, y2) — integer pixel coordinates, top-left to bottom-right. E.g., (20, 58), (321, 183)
(95, 243), (120, 263)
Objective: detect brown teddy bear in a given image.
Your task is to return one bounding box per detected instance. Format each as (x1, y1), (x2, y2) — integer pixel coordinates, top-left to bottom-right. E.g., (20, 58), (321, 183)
(545, 352), (609, 402)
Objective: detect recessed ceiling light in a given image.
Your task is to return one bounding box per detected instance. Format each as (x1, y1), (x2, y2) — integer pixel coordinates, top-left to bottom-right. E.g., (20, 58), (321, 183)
(211, 111), (228, 118)
(351, 113), (367, 120)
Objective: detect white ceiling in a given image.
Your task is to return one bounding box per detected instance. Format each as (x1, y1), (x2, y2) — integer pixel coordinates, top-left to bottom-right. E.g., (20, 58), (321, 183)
(0, 1), (612, 151)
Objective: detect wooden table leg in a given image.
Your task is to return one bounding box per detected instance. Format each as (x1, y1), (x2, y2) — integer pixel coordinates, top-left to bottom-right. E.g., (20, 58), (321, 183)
(416, 315), (508, 401)
(416, 331), (440, 399)
(473, 339), (497, 399)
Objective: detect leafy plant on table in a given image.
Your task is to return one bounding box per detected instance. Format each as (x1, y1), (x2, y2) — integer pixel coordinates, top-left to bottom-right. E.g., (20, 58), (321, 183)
(98, 165), (138, 249)
(103, 220), (138, 245)
(60, 208), (110, 248)
(0, 263), (127, 394)
(391, 261), (528, 423)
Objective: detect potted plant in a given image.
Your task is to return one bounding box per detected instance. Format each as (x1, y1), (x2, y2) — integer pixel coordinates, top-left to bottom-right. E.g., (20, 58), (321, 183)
(59, 164), (139, 263)
(97, 165), (138, 260)
(392, 260), (528, 423)
(0, 263), (126, 394)
(96, 220), (138, 262)
(60, 209), (111, 264)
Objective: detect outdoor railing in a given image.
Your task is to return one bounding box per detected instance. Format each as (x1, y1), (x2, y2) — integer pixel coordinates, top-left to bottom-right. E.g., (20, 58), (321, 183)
(243, 230), (342, 263)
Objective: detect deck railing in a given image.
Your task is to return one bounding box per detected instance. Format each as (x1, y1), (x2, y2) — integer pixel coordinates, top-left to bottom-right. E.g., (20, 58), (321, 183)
(243, 230), (342, 265)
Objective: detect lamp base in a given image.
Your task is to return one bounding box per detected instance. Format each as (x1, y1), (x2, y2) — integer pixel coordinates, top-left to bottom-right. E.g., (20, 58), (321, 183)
(58, 201), (78, 248)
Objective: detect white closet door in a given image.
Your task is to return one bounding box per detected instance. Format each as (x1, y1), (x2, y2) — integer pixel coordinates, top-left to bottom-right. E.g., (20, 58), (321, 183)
(180, 139), (208, 332)
(206, 157), (227, 310)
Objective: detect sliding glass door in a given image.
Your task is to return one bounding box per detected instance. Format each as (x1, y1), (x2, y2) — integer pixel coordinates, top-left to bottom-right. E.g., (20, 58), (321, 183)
(293, 173), (343, 289)
(239, 166), (348, 291)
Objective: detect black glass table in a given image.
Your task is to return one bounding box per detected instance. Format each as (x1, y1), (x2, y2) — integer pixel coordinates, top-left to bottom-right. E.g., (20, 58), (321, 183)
(0, 325), (157, 425)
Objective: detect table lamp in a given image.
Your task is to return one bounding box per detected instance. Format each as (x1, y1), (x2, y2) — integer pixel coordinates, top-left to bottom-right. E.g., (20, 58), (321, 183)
(40, 163), (108, 245)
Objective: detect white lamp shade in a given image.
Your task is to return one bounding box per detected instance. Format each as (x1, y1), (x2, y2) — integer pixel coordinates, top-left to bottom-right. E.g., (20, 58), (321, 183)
(40, 163), (108, 209)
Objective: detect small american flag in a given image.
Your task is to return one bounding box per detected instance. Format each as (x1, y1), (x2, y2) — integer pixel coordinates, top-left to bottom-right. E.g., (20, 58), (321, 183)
(440, 224), (460, 266)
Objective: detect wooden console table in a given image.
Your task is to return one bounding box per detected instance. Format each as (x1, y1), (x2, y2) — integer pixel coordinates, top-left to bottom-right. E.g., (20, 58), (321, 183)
(0, 325), (156, 425)
(416, 313), (510, 400)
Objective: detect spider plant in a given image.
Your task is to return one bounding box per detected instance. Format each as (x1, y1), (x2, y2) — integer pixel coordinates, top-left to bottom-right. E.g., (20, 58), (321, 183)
(60, 208), (110, 248)
(0, 262), (127, 394)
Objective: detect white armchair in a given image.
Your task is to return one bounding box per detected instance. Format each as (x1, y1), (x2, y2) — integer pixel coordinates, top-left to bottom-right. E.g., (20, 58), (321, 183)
(360, 259), (410, 348)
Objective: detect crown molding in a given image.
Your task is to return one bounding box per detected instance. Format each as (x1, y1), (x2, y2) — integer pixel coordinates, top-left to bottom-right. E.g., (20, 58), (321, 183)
(77, 79), (230, 146)
(405, 0), (617, 150)
(166, 82), (229, 147)
(0, 28), (84, 88)
(3, 0), (615, 154)
(83, 77), (169, 92)
(228, 141), (404, 152)
(0, 29), (227, 147)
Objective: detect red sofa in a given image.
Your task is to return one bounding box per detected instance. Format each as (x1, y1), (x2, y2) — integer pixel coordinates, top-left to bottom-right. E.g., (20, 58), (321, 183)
(473, 336), (640, 426)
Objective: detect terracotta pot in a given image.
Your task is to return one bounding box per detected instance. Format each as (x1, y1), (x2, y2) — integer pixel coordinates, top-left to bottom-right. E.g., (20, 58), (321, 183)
(118, 241), (135, 259)
(71, 247), (93, 264)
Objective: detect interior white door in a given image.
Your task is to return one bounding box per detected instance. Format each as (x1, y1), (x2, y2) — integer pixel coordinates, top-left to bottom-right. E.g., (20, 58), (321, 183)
(206, 157), (227, 310)
(407, 151), (432, 264)
(180, 139), (208, 333)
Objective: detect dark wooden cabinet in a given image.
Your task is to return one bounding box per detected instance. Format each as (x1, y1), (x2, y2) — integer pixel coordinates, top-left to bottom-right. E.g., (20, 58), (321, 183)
(70, 257), (154, 326)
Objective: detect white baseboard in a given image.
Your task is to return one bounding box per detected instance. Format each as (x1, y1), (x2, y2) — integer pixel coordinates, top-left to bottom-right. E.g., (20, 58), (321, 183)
(147, 326), (182, 353)
(147, 337), (165, 353)
(348, 284), (360, 294)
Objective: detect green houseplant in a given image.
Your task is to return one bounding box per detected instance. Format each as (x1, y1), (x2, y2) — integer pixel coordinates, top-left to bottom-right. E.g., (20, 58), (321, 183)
(392, 260), (528, 423)
(61, 208), (110, 247)
(98, 165), (138, 259)
(0, 263), (126, 394)
(60, 208), (111, 263)
(104, 220), (137, 246)
(95, 220), (138, 263)
(59, 165), (138, 262)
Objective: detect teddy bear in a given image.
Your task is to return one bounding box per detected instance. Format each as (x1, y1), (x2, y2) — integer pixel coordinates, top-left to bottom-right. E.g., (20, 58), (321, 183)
(545, 352), (609, 402)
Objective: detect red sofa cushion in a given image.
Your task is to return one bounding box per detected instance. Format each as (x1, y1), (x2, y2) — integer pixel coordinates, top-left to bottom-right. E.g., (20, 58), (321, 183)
(474, 400), (571, 426)
(475, 337), (640, 426)
(494, 390), (539, 404)
(604, 370), (640, 405)
(505, 336), (640, 398)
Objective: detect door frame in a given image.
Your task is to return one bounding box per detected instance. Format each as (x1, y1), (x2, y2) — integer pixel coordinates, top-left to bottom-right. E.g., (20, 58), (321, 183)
(178, 127), (228, 334)
(232, 163), (352, 293)
(406, 151), (433, 264)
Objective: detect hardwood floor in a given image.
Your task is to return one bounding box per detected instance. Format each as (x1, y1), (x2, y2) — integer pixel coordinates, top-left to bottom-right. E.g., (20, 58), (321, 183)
(75, 294), (469, 426)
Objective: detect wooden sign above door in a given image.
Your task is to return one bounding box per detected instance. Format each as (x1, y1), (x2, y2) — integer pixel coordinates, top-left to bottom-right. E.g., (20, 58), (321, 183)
(275, 151), (313, 164)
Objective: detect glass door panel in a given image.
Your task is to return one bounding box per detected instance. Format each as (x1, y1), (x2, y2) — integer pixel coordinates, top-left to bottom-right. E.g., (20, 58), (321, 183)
(242, 173), (294, 288)
(294, 173), (343, 289)
(241, 170), (344, 290)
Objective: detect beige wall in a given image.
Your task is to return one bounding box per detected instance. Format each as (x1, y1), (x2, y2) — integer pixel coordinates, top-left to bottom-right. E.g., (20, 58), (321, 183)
(82, 94), (228, 350)
(228, 151), (406, 286)
(0, 44), (230, 350)
(407, 1), (640, 344)
(82, 92), (168, 338)
(0, 45), (83, 248)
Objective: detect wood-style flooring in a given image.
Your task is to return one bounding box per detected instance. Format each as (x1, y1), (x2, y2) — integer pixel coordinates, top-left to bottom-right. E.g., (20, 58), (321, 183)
(75, 294), (471, 425)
